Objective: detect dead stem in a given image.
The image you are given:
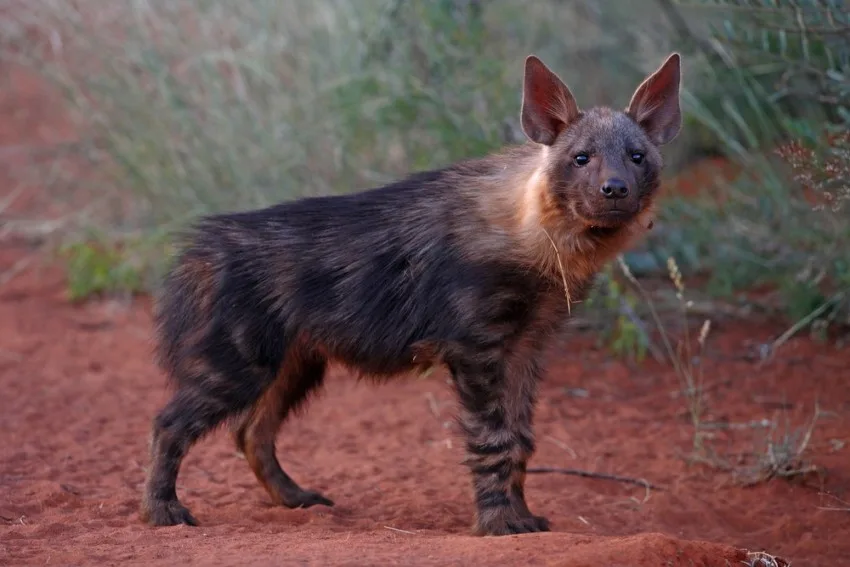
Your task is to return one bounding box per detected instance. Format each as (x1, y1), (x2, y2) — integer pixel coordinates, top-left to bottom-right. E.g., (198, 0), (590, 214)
(616, 255), (682, 373)
(384, 526), (417, 535)
(526, 466), (665, 491)
(739, 402), (823, 487)
(0, 255), (34, 288)
(817, 492), (850, 512)
(764, 292), (844, 361)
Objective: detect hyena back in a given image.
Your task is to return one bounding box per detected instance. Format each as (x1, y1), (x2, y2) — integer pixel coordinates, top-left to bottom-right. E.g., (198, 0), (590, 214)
(141, 52), (683, 536)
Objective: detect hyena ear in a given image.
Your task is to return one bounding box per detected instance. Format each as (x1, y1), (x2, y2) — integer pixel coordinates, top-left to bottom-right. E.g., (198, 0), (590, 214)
(520, 55), (580, 146)
(626, 52), (682, 146)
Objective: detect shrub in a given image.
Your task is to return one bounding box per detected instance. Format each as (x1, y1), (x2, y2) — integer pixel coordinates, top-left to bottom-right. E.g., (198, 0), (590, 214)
(666, 0), (850, 331)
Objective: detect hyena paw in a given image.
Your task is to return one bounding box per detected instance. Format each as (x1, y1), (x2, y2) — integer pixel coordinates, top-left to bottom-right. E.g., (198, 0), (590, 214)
(142, 499), (199, 527)
(528, 514), (550, 532)
(475, 509), (551, 536)
(282, 489), (335, 509)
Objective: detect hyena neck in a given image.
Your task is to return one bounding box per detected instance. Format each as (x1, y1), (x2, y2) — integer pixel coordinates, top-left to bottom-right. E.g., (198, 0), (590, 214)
(470, 143), (655, 293)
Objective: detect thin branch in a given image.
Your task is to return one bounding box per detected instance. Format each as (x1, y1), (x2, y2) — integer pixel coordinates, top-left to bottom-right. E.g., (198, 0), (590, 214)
(764, 293), (844, 360)
(0, 218), (68, 242)
(0, 186), (24, 215)
(526, 466), (665, 491)
(617, 256), (682, 373)
(0, 255), (34, 288)
(817, 492), (850, 512)
(384, 526), (417, 535)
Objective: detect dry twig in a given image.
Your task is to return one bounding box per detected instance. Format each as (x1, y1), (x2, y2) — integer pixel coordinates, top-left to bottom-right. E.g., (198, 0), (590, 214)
(0, 256), (34, 288)
(384, 526), (417, 535)
(739, 402), (823, 487)
(526, 466), (665, 491)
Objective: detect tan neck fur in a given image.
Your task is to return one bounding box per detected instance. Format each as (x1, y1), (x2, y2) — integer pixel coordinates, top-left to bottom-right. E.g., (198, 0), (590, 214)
(469, 144), (655, 292)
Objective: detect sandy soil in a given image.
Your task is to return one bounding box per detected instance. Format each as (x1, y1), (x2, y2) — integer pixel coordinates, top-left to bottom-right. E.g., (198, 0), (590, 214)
(6, 245), (850, 567)
(2, 42), (850, 567)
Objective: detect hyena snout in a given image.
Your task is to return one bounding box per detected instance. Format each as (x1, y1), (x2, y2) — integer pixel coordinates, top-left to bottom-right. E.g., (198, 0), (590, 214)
(600, 177), (629, 199)
(583, 175), (642, 224)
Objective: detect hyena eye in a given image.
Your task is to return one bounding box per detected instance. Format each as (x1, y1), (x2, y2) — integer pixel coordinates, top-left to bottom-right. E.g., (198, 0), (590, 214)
(630, 152), (645, 165)
(573, 153), (590, 167)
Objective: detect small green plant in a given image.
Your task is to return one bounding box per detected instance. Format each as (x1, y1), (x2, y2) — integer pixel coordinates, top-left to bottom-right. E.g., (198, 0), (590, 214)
(585, 265), (652, 363)
(609, 315), (649, 363)
(59, 233), (172, 301)
(615, 254), (825, 487)
(61, 240), (144, 301)
(617, 255), (712, 455)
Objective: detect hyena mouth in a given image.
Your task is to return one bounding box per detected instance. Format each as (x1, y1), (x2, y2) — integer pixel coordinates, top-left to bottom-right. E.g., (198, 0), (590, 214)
(586, 225), (621, 237)
(600, 209), (632, 220)
(586, 209), (635, 229)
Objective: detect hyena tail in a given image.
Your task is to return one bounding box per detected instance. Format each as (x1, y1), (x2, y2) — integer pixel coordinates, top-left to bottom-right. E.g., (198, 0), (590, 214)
(151, 245), (222, 384)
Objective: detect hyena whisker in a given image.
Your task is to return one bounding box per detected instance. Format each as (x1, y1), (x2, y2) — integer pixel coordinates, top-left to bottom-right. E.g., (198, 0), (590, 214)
(540, 227), (573, 314)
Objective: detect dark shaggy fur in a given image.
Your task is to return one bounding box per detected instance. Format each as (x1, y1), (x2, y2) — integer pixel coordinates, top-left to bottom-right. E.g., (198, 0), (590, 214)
(141, 52), (683, 536)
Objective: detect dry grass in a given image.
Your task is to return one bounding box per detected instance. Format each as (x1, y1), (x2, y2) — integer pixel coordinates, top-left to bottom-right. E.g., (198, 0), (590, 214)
(737, 404), (824, 488)
(1, 0), (695, 302)
(617, 254), (712, 455)
(2, 0), (677, 234)
(615, 253), (825, 490)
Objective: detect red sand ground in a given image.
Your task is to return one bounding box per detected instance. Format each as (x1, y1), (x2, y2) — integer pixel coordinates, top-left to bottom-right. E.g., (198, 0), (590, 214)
(3, 54), (850, 567)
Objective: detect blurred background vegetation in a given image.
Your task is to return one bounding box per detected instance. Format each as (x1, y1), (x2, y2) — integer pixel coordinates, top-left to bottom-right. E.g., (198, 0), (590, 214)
(1, 0), (848, 356)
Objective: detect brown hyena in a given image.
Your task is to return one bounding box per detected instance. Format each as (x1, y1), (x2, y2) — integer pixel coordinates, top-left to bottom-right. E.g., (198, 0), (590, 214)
(141, 52), (683, 536)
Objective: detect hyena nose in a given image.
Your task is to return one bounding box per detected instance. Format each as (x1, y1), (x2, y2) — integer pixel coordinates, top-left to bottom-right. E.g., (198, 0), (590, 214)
(600, 178), (629, 199)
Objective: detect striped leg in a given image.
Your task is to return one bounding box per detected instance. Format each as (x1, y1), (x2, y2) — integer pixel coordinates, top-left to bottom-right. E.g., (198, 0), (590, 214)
(450, 349), (549, 536)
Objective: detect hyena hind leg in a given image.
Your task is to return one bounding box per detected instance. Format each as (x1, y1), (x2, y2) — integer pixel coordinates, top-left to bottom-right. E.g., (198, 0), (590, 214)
(232, 350), (334, 509)
(141, 344), (276, 527)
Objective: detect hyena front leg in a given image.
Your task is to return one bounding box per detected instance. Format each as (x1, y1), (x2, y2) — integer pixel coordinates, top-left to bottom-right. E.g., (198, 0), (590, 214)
(503, 354), (548, 528)
(450, 351), (549, 536)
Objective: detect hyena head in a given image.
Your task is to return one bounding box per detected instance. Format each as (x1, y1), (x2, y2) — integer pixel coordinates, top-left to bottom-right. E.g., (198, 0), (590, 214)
(520, 52), (682, 232)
